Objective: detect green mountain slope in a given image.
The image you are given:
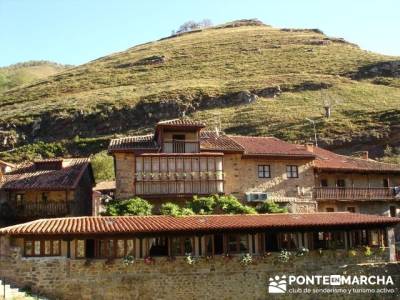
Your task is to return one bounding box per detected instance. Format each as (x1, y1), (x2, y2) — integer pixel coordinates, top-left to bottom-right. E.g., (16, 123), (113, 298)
(0, 61), (70, 92)
(1, 20), (400, 162)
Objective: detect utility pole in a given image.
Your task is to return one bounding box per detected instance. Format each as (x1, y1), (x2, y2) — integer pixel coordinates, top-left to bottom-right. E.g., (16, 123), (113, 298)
(305, 118), (318, 147)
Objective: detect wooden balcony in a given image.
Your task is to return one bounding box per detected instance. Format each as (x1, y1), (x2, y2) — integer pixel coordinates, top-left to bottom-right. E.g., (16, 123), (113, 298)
(163, 140), (199, 153)
(135, 180), (224, 196)
(15, 201), (72, 218)
(314, 187), (397, 201)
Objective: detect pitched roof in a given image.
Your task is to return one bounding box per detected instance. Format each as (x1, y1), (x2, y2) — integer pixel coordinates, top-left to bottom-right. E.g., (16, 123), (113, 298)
(93, 180), (116, 191)
(108, 134), (158, 153)
(1, 213), (397, 236)
(313, 147), (400, 173)
(229, 136), (315, 158)
(0, 158), (92, 190)
(200, 131), (244, 152)
(156, 118), (205, 128)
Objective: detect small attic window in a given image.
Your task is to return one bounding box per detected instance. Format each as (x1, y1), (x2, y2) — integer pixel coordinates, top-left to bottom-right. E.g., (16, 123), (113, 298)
(34, 159), (63, 170)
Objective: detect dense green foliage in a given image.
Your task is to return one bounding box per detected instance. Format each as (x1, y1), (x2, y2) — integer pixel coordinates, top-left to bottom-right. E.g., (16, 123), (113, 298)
(103, 198), (153, 216)
(160, 202), (182, 216)
(214, 195), (257, 214)
(91, 151), (115, 182)
(187, 195), (216, 215)
(103, 194), (282, 216)
(256, 200), (288, 214)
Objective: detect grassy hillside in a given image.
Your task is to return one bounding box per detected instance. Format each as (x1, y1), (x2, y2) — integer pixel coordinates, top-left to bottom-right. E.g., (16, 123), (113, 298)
(0, 61), (70, 92)
(1, 20), (400, 162)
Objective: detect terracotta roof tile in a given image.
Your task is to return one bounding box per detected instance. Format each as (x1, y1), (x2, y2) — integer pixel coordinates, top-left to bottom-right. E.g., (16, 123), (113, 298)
(200, 131), (244, 152)
(156, 118), (205, 127)
(108, 134), (158, 153)
(229, 136), (315, 158)
(94, 180), (116, 191)
(1, 158), (91, 190)
(313, 147), (400, 173)
(1, 213), (398, 236)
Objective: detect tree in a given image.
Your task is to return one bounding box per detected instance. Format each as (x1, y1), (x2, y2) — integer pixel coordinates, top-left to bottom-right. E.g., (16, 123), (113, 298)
(160, 202), (181, 216)
(187, 195), (215, 214)
(103, 197), (153, 216)
(175, 19), (213, 34)
(214, 195), (256, 214)
(91, 151), (115, 182)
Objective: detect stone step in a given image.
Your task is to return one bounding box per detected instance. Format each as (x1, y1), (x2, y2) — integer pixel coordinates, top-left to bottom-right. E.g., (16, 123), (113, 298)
(0, 280), (47, 300)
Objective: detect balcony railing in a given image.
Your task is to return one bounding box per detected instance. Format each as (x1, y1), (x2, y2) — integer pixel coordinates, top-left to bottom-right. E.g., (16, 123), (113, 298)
(163, 140), (199, 153)
(314, 187), (397, 201)
(135, 180), (224, 196)
(16, 201), (72, 218)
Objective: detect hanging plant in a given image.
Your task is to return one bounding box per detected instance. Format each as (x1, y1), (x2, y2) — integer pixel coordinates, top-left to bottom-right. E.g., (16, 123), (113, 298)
(144, 256), (155, 265)
(185, 254), (199, 265)
(123, 255), (135, 266)
(278, 249), (291, 263)
(239, 253), (253, 266)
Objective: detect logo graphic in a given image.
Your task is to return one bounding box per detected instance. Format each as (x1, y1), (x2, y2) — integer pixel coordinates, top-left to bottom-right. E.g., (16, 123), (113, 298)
(268, 275), (287, 293)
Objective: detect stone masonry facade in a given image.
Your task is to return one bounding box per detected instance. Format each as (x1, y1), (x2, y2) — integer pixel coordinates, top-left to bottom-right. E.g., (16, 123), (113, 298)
(0, 245), (398, 300)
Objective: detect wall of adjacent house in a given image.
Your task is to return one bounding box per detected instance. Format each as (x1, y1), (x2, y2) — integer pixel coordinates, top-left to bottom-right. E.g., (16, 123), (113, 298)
(0, 244), (397, 300)
(223, 154), (315, 202)
(8, 190), (74, 203)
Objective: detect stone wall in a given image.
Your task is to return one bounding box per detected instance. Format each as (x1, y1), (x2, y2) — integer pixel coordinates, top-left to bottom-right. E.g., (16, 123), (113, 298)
(114, 152), (136, 199)
(0, 245), (398, 300)
(224, 154), (315, 207)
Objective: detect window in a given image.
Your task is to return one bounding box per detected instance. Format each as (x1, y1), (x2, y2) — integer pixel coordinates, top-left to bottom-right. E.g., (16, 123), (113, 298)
(24, 240), (62, 257)
(347, 207), (356, 213)
(76, 240), (86, 258)
(336, 179), (346, 187)
(390, 206), (397, 217)
(15, 194), (24, 207)
(258, 165), (271, 178)
(326, 207), (335, 212)
(97, 239), (136, 258)
(286, 165), (298, 178)
(41, 192), (48, 203)
(171, 237), (193, 256)
(383, 179), (389, 188)
(225, 234), (248, 254)
(320, 179), (328, 187)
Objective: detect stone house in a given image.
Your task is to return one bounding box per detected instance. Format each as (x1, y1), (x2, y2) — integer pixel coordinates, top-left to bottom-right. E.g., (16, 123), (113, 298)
(0, 158), (95, 225)
(312, 147), (400, 216)
(108, 119), (316, 212)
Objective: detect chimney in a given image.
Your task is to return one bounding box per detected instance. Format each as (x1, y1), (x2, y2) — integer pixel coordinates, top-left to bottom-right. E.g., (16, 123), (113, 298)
(305, 143), (314, 153)
(360, 151), (369, 160)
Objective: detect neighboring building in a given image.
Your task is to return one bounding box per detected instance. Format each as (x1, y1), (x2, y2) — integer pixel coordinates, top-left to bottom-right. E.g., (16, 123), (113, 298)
(108, 119), (316, 212)
(92, 180), (116, 216)
(0, 158), (95, 224)
(312, 146), (400, 217)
